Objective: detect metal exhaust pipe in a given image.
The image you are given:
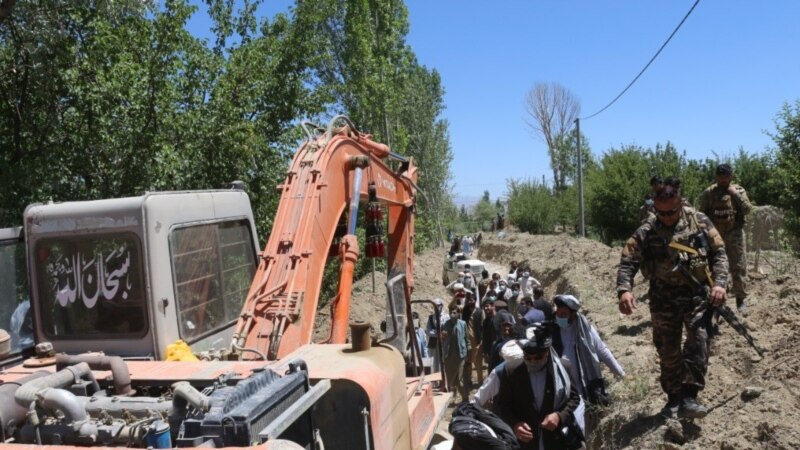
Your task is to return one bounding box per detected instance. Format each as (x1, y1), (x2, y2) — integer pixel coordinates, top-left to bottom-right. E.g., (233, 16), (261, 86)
(350, 322), (372, 352)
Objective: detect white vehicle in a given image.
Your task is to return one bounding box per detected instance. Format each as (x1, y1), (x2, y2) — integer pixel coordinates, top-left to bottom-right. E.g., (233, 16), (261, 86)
(442, 253), (486, 286)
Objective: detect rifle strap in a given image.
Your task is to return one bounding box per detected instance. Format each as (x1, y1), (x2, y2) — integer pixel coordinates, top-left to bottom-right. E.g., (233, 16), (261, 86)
(668, 241), (699, 255)
(668, 232), (715, 287)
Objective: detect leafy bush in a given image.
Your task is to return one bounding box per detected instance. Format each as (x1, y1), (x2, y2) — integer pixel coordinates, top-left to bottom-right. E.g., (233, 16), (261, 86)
(506, 180), (557, 234)
(584, 142), (732, 244)
(584, 145), (654, 244)
(768, 100), (800, 250)
(730, 149), (777, 206)
(504, 138), (784, 246)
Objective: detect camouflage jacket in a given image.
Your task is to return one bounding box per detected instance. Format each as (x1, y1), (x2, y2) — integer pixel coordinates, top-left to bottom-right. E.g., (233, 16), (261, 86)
(638, 201), (655, 224)
(616, 206), (729, 297)
(697, 183), (752, 233)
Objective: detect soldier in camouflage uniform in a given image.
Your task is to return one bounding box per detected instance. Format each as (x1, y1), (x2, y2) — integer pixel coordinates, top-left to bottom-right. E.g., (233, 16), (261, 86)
(638, 175), (664, 223)
(698, 163), (753, 314)
(616, 179), (729, 419)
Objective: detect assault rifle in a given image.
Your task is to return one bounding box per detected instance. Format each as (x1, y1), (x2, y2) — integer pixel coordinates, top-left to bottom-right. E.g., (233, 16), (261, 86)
(710, 300), (764, 357)
(668, 241), (765, 357)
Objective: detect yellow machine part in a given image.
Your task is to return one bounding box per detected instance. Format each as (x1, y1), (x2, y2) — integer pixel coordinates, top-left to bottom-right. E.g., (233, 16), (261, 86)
(165, 340), (200, 361)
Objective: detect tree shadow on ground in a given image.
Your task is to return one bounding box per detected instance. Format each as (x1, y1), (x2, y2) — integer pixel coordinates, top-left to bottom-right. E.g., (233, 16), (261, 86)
(616, 320), (653, 336)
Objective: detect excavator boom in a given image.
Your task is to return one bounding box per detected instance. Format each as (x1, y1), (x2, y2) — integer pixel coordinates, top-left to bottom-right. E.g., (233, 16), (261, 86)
(233, 117), (418, 360)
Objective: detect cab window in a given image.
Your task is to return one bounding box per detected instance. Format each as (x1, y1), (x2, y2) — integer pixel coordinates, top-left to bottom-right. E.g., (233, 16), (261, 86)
(36, 235), (147, 339)
(170, 220), (256, 342)
(0, 231), (33, 352)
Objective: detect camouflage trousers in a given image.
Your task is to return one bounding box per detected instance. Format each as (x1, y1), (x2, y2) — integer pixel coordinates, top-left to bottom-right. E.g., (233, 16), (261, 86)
(720, 228), (747, 299)
(649, 286), (709, 396)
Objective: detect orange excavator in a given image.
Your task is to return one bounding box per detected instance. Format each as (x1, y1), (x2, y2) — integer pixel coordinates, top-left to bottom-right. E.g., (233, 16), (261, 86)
(232, 115), (419, 361)
(0, 117), (451, 450)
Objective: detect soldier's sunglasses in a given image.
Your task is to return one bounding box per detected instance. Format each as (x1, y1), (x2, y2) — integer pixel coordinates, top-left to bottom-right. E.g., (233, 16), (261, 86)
(655, 206), (681, 217)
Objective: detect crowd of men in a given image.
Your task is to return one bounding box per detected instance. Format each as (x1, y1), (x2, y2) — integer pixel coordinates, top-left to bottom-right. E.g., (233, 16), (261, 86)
(448, 232), (483, 256)
(421, 261), (625, 449)
(420, 163), (752, 449)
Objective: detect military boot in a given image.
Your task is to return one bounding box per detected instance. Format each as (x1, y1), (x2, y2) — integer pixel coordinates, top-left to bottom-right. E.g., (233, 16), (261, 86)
(736, 297), (748, 317)
(678, 385), (708, 419)
(660, 393), (682, 418)
(679, 396), (708, 419)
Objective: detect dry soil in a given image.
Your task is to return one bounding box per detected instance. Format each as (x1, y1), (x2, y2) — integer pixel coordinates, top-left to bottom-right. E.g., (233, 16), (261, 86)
(317, 230), (800, 449)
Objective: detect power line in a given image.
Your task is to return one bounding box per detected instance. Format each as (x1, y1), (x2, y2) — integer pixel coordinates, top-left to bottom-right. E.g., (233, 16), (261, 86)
(581, 0), (701, 121)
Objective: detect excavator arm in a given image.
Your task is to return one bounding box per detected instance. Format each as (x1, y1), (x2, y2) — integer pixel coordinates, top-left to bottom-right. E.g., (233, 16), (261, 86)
(232, 117), (418, 360)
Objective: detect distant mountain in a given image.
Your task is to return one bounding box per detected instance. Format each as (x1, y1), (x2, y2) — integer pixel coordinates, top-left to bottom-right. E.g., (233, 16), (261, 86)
(453, 193), (481, 209)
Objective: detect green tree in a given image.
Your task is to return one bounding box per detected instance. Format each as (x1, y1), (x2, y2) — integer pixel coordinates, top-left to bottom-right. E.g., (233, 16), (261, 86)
(396, 64), (454, 247)
(506, 179), (557, 234)
(550, 130), (595, 193)
(198, 0), (328, 236)
(768, 100), (800, 244)
(294, 0), (453, 248)
(730, 147), (778, 206)
(298, 0), (410, 143)
(0, 0), (318, 236)
(0, 0), (455, 260)
(473, 191), (497, 228)
(1, 0), (179, 222)
(584, 142), (704, 244)
(553, 185), (578, 231)
(583, 146), (649, 243)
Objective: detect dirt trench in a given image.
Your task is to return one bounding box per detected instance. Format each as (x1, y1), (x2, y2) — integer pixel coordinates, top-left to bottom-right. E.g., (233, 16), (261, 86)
(330, 230), (800, 449)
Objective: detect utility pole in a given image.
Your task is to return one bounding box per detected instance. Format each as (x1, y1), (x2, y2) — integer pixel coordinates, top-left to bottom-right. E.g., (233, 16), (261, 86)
(575, 118), (585, 237)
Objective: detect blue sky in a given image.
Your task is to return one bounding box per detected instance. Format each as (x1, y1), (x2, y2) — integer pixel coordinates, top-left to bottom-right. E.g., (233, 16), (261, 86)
(188, 1), (800, 203)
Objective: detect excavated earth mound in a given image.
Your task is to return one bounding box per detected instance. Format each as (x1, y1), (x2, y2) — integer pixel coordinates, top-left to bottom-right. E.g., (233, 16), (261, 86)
(317, 230), (800, 449)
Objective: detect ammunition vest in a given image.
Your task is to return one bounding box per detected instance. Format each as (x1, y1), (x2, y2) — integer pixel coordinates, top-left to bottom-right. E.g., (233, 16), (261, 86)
(640, 207), (709, 287)
(710, 190), (736, 232)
